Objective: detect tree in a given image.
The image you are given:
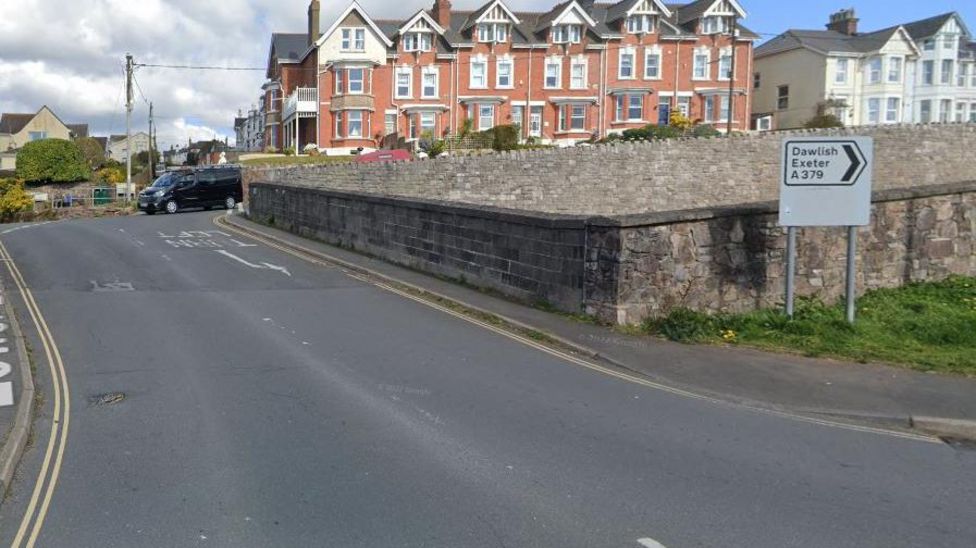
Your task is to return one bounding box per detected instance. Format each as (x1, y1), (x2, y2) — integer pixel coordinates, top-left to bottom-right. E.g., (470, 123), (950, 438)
(15, 139), (90, 184)
(133, 150), (161, 167)
(74, 137), (106, 170)
(0, 178), (33, 220)
(804, 100), (847, 129)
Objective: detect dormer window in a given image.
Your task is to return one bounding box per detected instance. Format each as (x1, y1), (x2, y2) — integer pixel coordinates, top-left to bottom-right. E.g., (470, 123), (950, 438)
(626, 14), (656, 33)
(701, 16), (731, 35)
(341, 28), (366, 51)
(552, 24), (582, 44)
(403, 32), (432, 52)
(478, 23), (508, 43)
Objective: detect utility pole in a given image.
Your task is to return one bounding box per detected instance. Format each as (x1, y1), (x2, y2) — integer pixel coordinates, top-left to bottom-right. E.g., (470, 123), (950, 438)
(727, 17), (738, 136)
(125, 53), (134, 204)
(148, 102), (155, 180)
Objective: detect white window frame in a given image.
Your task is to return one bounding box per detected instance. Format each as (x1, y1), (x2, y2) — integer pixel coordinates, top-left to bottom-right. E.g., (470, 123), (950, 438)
(701, 15), (729, 35)
(835, 58), (849, 84)
(941, 59), (954, 85)
(705, 95), (729, 123)
(970, 103), (976, 123)
(955, 102), (966, 123)
(867, 98), (881, 124)
(497, 58), (514, 89)
(478, 23), (508, 43)
(341, 28), (366, 52)
(384, 113), (397, 136)
(644, 48), (661, 80)
(348, 68), (365, 94)
(693, 49), (710, 80)
(887, 57), (902, 83)
(885, 97), (900, 123)
(470, 58), (488, 89)
(958, 63), (969, 87)
(940, 99), (952, 123)
(868, 57), (882, 84)
(347, 111), (364, 137)
(395, 68), (412, 99)
(335, 69), (344, 94)
(615, 94), (643, 122)
(559, 104), (587, 131)
(570, 58), (587, 89)
(626, 14), (656, 34)
(718, 48), (732, 81)
(678, 96), (691, 117)
(552, 24), (582, 44)
(619, 48), (636, 79)
(922, 61), (934, 85)
(403, 32), (432, 52)
(422, 68), (438, 98)
(420, 111), (436, 134)
(477, 104), (495, 131)
(920, 100), (932, 123)
(545, 58), (562, 89)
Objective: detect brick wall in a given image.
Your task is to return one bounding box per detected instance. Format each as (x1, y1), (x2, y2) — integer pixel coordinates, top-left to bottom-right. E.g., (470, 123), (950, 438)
(247, 124), (976, 216)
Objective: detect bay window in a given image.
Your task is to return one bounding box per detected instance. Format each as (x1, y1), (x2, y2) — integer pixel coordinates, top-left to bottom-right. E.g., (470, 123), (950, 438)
(552, 24), (582, 44)
(403, 32), (432, 52)
(477, 104), (495, 131)
(626, 14), (655, 33)
(348, 68), (364, 94)
(347, 111), (363, 138)
(558, 104), (586, 131)
(478, 23), (508, 43)
(615, 95), (643, 122)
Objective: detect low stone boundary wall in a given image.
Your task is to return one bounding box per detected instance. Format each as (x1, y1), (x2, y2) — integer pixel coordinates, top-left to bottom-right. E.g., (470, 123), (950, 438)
(249, 180), (976, 325)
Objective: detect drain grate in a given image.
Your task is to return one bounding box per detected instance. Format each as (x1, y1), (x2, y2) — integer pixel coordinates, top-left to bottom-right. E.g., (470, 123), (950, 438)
(90, 392), (126, 406)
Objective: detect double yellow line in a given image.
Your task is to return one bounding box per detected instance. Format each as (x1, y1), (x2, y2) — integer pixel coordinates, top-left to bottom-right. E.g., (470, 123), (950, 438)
(215, 215), (938, 444)
(0, 239), (71, 548)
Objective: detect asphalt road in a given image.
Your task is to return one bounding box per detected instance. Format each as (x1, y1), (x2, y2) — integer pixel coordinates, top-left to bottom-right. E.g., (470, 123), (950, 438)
(0, 211), (973, 547)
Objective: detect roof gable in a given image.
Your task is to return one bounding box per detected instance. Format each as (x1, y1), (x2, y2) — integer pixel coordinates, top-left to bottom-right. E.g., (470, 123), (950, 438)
(317, 1), (394, 48)
(398, 9), (446, 35)
(903, 12), (970, 41)
(548, 1), (598, 28)
(473, 0), (521, 26)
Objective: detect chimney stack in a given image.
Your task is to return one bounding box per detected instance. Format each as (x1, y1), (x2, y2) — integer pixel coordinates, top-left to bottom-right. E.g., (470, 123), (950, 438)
(826, 8), (859, 36)
(308, 0), (321, 46)
(432, 0), (452, 29)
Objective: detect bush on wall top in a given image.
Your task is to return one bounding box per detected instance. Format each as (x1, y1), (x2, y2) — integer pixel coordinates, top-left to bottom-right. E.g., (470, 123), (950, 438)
(16, 138), (90, 184)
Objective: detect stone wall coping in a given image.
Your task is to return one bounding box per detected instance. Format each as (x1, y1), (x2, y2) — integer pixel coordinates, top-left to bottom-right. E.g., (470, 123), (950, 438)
(588, 180), (976, 228)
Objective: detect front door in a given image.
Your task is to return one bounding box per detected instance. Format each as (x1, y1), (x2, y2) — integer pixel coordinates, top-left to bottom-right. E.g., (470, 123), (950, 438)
(658, 101), (671, 126)
(529, 106), (543, 137)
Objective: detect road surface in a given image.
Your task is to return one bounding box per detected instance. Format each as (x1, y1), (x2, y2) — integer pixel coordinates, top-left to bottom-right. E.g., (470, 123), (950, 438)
(0, 211), (973, 547)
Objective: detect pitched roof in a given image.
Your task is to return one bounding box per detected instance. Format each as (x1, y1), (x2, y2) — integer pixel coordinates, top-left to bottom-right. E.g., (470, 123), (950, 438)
(67, 124), (89, 138)
(271, 33), (309, 63)
(0, 113), (34, 135)
(756, 26), (905, 57)
(93, 137), (108, 151)
(901, 12), (960, 41)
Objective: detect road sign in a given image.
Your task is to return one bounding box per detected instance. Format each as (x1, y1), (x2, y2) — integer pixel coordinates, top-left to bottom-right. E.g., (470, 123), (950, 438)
(779, 137), (873, 227)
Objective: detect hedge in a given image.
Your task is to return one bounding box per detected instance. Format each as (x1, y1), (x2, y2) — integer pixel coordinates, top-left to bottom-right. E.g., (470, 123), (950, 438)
(16, 139), (90, 184)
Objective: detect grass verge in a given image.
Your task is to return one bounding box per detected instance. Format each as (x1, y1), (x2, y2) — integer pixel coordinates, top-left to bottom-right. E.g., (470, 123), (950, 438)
(240, 155), (355, 167)
(642, 276), (976, 375)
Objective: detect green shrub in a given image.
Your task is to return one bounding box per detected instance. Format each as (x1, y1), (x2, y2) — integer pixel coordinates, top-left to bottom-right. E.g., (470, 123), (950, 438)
(691, 124), (722, 138)
(492, 124), (519, 151)
(804, 114), (845, 129)
(647, 125), (683, 140)
(622, 126), (650, 140)
(283, 147), (295, 156)
(16, 139), (90, 183)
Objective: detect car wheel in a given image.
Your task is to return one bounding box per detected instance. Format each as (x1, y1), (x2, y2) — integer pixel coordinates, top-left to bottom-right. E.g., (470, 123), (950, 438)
(224, 196), (236, 210)
(165, 200), (178, 214)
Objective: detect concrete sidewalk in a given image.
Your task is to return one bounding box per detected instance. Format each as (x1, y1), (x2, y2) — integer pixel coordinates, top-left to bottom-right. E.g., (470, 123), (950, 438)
(0, 263), (36, 504)
(223, 212), (976, 440)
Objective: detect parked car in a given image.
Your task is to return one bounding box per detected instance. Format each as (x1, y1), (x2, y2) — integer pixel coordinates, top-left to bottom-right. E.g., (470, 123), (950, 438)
(138, 166), (243, 215)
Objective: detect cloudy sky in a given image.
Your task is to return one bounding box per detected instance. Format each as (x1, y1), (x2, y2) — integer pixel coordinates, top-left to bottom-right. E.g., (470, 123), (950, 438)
(2, 0), (973, 149)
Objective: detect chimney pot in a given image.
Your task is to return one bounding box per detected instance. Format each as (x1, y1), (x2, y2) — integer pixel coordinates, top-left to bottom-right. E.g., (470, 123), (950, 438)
(826, 8), (859, 36)
(433, 0), (452, 29)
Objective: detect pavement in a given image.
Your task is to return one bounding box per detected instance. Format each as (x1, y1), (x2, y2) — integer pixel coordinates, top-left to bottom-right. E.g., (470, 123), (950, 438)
(221, 213), (976, 439)
(0, 211), (971, 547)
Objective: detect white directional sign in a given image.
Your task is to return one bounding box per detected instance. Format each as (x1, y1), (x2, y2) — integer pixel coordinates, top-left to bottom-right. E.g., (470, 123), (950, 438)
(779, 137), (874, 227)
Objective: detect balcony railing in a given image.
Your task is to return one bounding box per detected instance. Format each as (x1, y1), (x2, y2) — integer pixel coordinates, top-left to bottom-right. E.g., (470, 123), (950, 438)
(283, 87), (318, 120)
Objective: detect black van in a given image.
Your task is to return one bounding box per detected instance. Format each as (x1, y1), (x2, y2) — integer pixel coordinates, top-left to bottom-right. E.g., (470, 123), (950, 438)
(138, 166), (243, 215)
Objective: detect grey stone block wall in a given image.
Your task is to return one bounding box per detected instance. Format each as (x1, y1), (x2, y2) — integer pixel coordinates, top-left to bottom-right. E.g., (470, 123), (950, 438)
(248, 183), (588, 311)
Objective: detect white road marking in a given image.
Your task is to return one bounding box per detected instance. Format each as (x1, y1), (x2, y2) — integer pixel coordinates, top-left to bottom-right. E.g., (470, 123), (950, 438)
(215, 250), (291, 277)
(0, 381), (12, 407)
(637, 538), (667, 548)
(230, 239), (257, 248)
(1, 221), (55, 235)
(161, 254), (172, 262)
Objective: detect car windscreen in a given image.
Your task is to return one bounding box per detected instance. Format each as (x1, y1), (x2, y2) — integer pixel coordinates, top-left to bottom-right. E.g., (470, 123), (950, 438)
(149, 173), (179, 188)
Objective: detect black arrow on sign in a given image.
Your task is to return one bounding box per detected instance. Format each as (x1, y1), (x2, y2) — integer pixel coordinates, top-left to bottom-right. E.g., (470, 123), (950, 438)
(841, 144), (862, 183)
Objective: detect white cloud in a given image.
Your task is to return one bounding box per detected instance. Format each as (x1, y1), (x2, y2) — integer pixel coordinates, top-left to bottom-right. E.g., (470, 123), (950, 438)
(0, 0), (553, 149)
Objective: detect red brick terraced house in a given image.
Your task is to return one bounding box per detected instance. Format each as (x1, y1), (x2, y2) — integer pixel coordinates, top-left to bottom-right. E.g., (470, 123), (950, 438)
(262, 0), (757, 154)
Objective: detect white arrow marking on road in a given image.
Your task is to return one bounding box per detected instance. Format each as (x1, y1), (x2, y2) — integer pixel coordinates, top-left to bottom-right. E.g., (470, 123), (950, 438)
(637, 538), (667, 548)
(0, 382), (12, 407)
(215, 250), (291, 277)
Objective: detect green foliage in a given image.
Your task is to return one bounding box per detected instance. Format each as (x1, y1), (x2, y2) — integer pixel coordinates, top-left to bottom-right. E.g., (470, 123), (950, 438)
(459, 118), (474, 138)
(74, 137), (106, 170)
(491, 124), (519, 151)
(691, 124), (722, 138)
(133, 150), (161, 167)
(282, 147), (295, 157)
(95, 164), (126, 184)
(418, 131), (446, 157)
(0, 178), (34, 220)
(16, 139), (90, 183)
(804, 114), (845, 129)
(643, 277), (976, 374)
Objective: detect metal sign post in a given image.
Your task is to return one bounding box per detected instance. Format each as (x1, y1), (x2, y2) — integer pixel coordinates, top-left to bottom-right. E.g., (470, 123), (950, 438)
(779, 136), (874, 323)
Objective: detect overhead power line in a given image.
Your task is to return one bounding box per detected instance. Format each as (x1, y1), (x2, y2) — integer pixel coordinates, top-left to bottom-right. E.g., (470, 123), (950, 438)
(135, 63), (265, 71)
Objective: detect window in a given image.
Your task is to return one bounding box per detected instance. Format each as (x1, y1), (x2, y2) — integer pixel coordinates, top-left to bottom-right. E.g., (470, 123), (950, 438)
(753, 72), (761, 89)
(570, 59), (586, 89)
(701, 16), (730, 35)
(559, 104), (586, 131)
(420, 112), (436, 134)
(704, 96), (729, 122)
(923, 39), (935, 51)
(552, 24), (582, 44)
(777, 85), (789, 110)
(511, 105), (524, 132)
(396, 69), (412, 98)
(835, 58), (849, 84)
(348, 68), (365, 94)
(335, 69), (344, 94)
(422, 70), (438, 98)
(545, 59), (561, 89)
(470, 59), (487, 88)
(923, 61), (934, 85)
(940, 99), (952, 122)
(956, 102), (966, 122)
(619, 50), (635, 79)
(678, 96), (691, 117)
(944, 34), (954, 49)
(478, 104), (494, 131)
(384, 113), (397, 136)
(341, 28), (366, 51)
(497, 59), (514, 88)
(409, 116), (418, 139)
(868, 57), (882, 84)
(347, 111), (363, 137)
(941, 60), (954, 85)
(334, 111), (344, 137)
(645, 50), (661, 79)
(867, 98), (881, 124)
(615, 94), (643, 122)
(478, 23), (508, 43)
(403, 33), (432, 52)
(885, 97), (900, 123)
(970, 103), (976, 123)
(626, 14), (655, 33)
(718, 51), (732, 80)
(28, 131), (47, 141)
(887, 57), (902, 83)
(693, 50), (709, 80)
(920, 100), (932, 123)
(958, 63), (969, 87)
